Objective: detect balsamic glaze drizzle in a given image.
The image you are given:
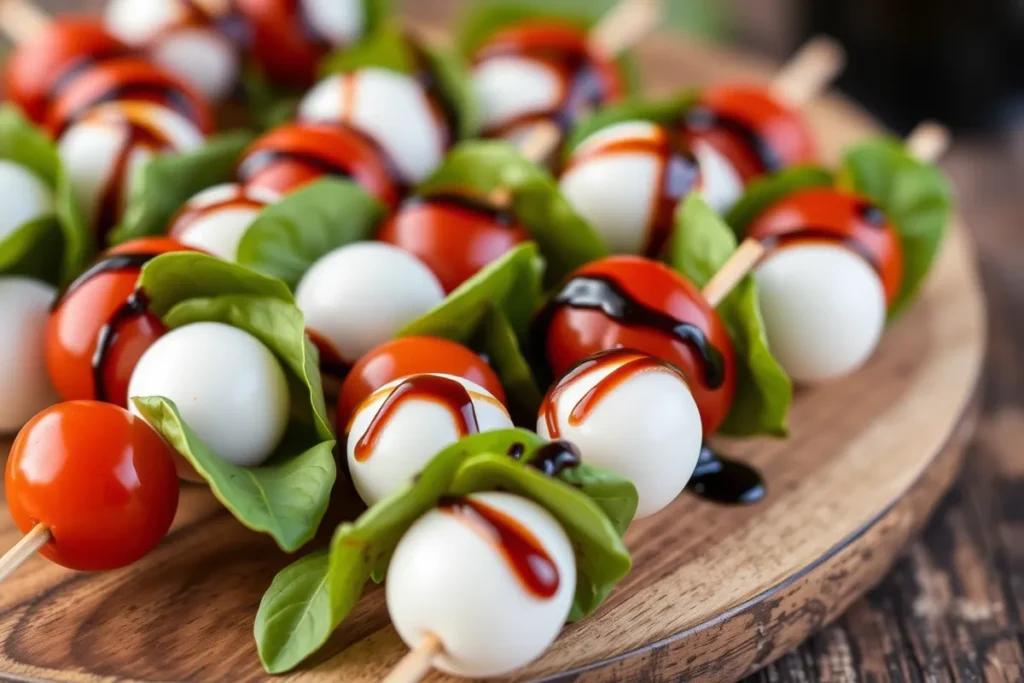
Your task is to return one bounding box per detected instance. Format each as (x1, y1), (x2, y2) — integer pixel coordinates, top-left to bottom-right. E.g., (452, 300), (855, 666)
(405, 35), (462, 148)
(56, 83), (203, 136)
(758, 227), (884, 277)
(684, 106), (784, 175)
(54, 252), (156, 310)
(91, 289), (151, 403)
(401, 192), (517, 227)
(687, 444), (766, 505)
(508, 440), (582, 477)
(236, 148), (355, 184)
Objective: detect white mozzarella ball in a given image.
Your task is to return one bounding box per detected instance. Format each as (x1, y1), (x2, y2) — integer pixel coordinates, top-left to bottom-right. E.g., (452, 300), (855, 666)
(472, 56), (561, 134)
(169, 183), (279, 261)
(755, 243), (886, 384)
(298, 68), (446, 184)
(0, 278), (58, 432)
(59, 101), (204, 231)
(537, 350), (702, 518)
(301, 0), (365, 46)
(560, 121), (665, 255)
(387, 491), (576, 678)
(0, 160), (55, 242)
(128, 322), (290, 467)
(347, 374), (512, 505)
(693, 139), (745, 214)
(295, 242), (444, 364)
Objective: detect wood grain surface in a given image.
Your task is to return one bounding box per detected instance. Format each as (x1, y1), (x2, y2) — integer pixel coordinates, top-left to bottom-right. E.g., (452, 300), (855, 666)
(0, 1), (994, 681)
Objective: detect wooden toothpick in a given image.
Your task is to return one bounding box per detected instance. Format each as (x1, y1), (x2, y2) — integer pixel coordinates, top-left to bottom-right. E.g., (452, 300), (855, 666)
(0, 523), (51, 583)
(905, 121), (951, 164)
(487, 119), (563, 209)
(382, 632), (444, 683)
(771, 36), (847, 107)
(0, 0), (49, 44)
(588, 0), (664, 58)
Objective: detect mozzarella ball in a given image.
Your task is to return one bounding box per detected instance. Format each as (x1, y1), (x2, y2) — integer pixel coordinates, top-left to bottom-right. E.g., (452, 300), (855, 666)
(168, 183), (279, 261)
(59, 101), (205, 233)
(301, 0), (366, 46)
(755, 243), (887, 383)
(0, 160), (55, 242)
(692, 139), (745, 214)
(537, 350), (702, 518)
(295, 242), (445, 365)
(347, 373), (512, 505)
(104, 0), (240, 101)
(0, 278), (59, 432)
(387, 492), (576, 678)
(128, 322), (290, 467)
(298, 68), (448, 184)
(472, 56), (561, 140)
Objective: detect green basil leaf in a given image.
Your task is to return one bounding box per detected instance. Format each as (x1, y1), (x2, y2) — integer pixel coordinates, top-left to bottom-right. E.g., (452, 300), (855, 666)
(138, 251), (293, 317)
(565, 91), (698, 155)
(417, 140), (608, 285)
(133, 396), (336, 553)
(838, 138), (953, 319)
(0, 105), (89, 284)
(110, 130), (254, 245)
(240, 64), (302, 131)
(469, 307), (544, 425)
(236, 179), (385, 290)
(255, 428), (634, 673)
(725, 165), (835, 237)
(671, 195), (792, 436)
(399, 241), (543, 342)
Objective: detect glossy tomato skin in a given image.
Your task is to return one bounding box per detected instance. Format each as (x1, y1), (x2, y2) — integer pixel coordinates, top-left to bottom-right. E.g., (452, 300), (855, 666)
(543, 256), (736, 436)
(45, 238), (195, 408)
(237, 123), (401, 209)
(3, 17), (129, 124)
(745, 188), (904, 306)
(680, 85), (816, 183)
(6, 401), (179, 571)
(337, 336), (506, 429)
(378, 195), (530, 293)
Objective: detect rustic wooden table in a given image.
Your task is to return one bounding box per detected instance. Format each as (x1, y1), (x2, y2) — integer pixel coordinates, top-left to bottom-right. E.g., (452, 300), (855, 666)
(20, 1), (1024, 680)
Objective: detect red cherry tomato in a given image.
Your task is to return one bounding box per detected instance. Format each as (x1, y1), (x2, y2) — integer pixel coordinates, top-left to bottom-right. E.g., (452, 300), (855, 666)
(6, 401), (180, 572)
(237, 123), (401, 209)
(746, 188), (904, 306)
(543, 256), (736, 436)
(337, 336), (506, 429)
(45, 238), (196, 408)
(234, 0), (329, 87)
(378, 194), (530, 293)
(46, 56), (214, 136)
(2, 17), (129, 124)
(680, 85), (816, 183)
(472, 20), (626, 136)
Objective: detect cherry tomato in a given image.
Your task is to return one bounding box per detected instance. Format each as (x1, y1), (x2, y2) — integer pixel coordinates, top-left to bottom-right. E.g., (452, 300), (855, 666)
(2, 17), (128, 125)
(237, 123), (401, 209)
(680, 85), (816, 183)
(234, 0), (328, 87)
(45, 238), (196, 408)
(46, 56), (214, 136)
(6, 401), (180, 572)
(337, 336), (506, 429)
(745, 188), (904, 306)
(472, 20), (627, 136)
(378, 194), (530, 293)
(542, 256), (736, 436)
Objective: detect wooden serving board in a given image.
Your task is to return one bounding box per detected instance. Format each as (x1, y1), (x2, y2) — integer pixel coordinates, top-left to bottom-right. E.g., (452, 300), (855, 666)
(0, 2), (987, 681)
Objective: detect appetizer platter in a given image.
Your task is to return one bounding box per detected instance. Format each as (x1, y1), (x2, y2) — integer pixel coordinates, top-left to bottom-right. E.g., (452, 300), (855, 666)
(0, 0), (984, 681)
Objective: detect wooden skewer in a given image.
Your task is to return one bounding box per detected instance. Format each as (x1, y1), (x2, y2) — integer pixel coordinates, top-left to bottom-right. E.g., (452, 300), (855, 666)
(771, 36), (847, 107)
(382, 632), (443, 683)
(0, 523), (51, 583)
(487, 120), (563, 208)
(701, 121), (952, 308)
(588, 0), (664, 58)
(0, 0), (49, 44)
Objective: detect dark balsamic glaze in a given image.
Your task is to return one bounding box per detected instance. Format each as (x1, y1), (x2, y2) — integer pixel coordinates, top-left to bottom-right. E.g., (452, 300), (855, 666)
(857, 202), (889, 227)
(354, 375), (480, 462)
(91, 289), (151, 402)
(400, 192), (517, 227)
(94, 118), (170, 240)
(56, 83), (202, 136)
(508, 440), (582, 477)
(54, 252), (155, 310)
(687, 444), (766, 505)
(405, 35), (462, 150)
(758, 227), (883, 278)
(306, 329), (350, 381)
(47, 46), (133, 101)
(237, 148), (355, 184)
(535, 276), (726, 389)
(438, 495), (560, 598)
(684, 106), (784, 175)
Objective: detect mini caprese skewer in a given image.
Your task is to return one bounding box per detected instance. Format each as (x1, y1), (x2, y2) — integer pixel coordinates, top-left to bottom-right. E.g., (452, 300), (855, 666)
(1, 400), (179, 580)
(558, 38), (844, 256)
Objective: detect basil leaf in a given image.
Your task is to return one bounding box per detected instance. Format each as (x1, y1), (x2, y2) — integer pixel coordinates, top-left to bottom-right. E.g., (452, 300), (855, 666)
(400, 241), (542, 342)
(255, 429), (634, 674)
(236, 179), (385, 290)
(726, 165), (835, 237)
(671, 195), (792, 436)
(0, 105), (89, 284)
(565, 92), (698, 155)
(110, 131), (254, 245)
(838, 139), (953, 319)
(418, 140), (608, 286)
(138, 251), (293, 317)
(133, 396), (336, 553)
(469, 307), (544, 424)
(320, 23), (479, 140)
(240, 64), (302, 131)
